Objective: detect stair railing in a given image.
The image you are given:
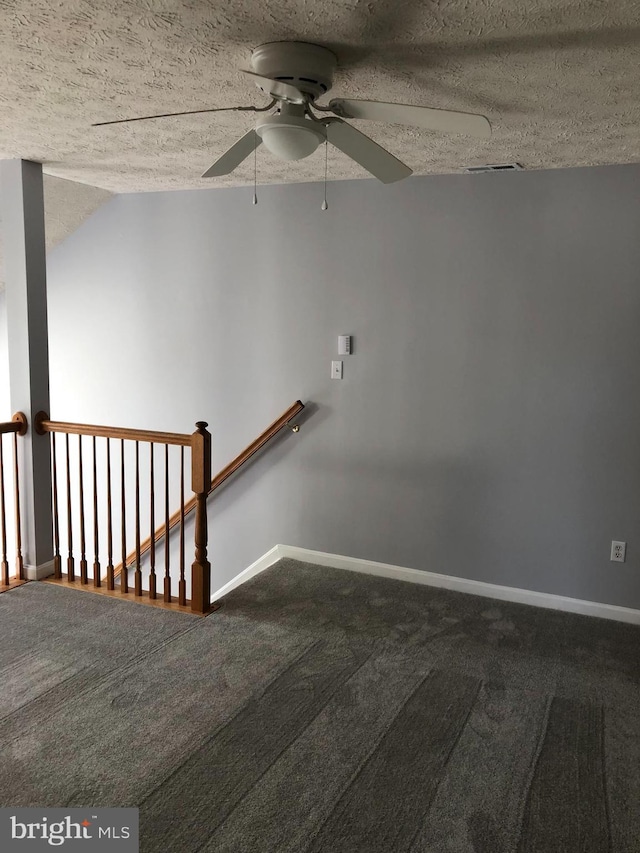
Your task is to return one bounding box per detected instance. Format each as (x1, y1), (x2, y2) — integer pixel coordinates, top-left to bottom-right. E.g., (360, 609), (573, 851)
(113, 399), (305, 581)
(0, 413), (28, 589)
(34, 413), (212, 614)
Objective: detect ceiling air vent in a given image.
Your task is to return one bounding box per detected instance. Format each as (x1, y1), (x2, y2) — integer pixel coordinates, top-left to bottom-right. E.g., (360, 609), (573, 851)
(463, 163), (524, 174)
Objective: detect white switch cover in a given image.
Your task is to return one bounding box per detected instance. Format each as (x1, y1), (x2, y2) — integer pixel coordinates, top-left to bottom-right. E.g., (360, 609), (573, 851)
(331, 360), (343, 379)
(610, 540), (626, 562)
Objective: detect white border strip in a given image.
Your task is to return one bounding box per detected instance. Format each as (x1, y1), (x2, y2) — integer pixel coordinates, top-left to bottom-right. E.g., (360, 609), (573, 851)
(24, 559), (56, 581)
(211, 545), (284, 601)
(213, 544), (640, 625)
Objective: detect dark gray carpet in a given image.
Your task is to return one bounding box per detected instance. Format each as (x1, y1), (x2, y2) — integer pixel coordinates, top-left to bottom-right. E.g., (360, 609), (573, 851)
(1, 558), (639, 852)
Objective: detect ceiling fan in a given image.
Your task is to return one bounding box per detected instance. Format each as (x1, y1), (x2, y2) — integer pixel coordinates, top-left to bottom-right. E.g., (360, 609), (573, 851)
(94, 41), (492, 184)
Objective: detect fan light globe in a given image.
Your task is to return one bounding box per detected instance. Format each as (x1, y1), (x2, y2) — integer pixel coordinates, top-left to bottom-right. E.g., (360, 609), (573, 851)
(256, 114), (326, 161)
(260, 125), (321, 160)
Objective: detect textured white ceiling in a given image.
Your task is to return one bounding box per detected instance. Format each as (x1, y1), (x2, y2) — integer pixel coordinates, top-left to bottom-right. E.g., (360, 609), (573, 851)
(0, 0), (639, 195)
(0, 176), (112, 291)
(41, 177), (113, 248)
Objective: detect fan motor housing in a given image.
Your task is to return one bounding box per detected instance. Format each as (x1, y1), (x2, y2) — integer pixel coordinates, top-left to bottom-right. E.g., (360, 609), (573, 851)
(251, 41), (337, 100)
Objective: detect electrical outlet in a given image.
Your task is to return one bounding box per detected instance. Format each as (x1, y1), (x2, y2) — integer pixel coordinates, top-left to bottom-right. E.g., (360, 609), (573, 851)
(610, 541), (626, 562)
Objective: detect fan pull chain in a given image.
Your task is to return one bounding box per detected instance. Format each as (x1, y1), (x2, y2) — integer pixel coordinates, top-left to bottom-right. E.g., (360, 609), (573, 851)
(321, 140), (328, 211)
(252, 136), (258, 205)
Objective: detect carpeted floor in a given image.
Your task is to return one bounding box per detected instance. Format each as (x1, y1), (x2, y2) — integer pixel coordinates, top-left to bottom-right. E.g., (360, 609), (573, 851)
(1, 558), (639, 852)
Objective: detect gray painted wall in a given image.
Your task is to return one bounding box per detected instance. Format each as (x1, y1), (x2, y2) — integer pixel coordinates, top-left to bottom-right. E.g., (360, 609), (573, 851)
(0, 294), (8, 416)
(43, 165), (640, 607)
(0, 294), (16, 558)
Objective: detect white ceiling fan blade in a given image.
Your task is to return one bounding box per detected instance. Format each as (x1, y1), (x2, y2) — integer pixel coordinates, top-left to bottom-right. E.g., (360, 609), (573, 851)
(202, 130), (261, 178)
(329, 99), (492, 138)
(241, 71), (306, 104)
(325, 120), (412, 184)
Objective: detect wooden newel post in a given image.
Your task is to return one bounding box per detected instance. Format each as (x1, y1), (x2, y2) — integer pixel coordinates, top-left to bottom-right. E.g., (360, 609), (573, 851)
(190, 421), (211, 614)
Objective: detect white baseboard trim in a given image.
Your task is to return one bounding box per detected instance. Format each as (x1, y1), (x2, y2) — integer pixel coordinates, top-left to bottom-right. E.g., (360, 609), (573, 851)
(213, 543), (640, 626)
(24, 559), (56, 581)
(211, 545), (284, 601)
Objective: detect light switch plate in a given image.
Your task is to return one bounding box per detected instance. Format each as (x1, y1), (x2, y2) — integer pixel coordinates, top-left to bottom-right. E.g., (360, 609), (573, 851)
(331, 360), (343, 379)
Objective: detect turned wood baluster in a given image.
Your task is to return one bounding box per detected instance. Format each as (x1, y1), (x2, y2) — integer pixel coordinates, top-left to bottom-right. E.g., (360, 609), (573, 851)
(0, 438), (8, 584)
(179, 446), (186, 606)
(120, 439), (128, 594)
(190, 422), (211, 614)
(106, 439), (114, 590)
(51, 433), (61, 578)
(12, 433), (24, 580)
(164, 444), (171, 603)
(78, 436), (88, 584)
(134, 440), (142, 596)
(148, 443), (156, 600)
(92, 436), (100, 587)
(66, 434), (74, 581)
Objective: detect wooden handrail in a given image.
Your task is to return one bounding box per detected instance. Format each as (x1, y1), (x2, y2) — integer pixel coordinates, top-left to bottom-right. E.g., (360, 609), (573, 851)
(0, 413), (28, 436)
(34, 413), (191, 447)
(207, 400), (304, 494)
(113, 400), (304, 577)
